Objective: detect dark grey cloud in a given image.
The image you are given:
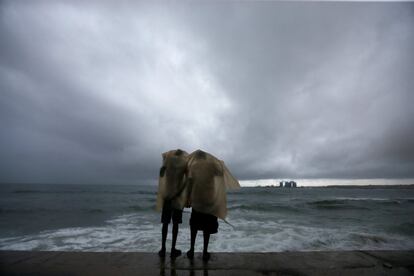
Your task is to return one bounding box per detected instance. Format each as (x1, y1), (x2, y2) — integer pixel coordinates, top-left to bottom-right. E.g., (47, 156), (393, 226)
(1, 1), (413, 184)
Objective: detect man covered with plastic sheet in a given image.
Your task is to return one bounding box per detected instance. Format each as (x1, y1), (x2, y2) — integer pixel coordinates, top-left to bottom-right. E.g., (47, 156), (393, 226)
(156, 149), (189, 258)
(185, 149), (240, 261)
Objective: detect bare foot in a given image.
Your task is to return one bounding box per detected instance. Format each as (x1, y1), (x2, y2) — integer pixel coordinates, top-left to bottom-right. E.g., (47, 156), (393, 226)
(186, 249), (194, 259)
(170, 248), (182, 258)
(202, 251), (210, 261)
(158, 248), (166, 258)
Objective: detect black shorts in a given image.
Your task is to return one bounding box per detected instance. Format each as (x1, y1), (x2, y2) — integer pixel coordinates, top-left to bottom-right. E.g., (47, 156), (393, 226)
(190, 209), (218, 234)
(161, 200), (183, 224)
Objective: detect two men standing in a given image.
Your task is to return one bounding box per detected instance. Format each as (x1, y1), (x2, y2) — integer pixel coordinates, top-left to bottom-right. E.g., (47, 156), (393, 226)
(156, 149), (239, 260)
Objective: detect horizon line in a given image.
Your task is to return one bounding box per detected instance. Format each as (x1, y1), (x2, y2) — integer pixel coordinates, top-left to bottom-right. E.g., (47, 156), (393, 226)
(1, 177), (414, 187)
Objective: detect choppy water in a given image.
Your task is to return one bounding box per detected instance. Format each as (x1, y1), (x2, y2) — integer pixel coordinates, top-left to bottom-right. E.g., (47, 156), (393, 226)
(1, 183), (413, 252)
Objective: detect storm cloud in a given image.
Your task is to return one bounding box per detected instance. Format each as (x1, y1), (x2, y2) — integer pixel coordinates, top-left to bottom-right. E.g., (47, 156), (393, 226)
(1, 1), (413, 184)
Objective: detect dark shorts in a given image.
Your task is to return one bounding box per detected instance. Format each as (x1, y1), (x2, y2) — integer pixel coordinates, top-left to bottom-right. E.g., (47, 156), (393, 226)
(190, 209), (218, 234)
(161, 200), (183, 224)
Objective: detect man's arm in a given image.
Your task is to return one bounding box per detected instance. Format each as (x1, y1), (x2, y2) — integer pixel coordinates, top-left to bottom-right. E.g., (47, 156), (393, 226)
(159, 166), (166, 177)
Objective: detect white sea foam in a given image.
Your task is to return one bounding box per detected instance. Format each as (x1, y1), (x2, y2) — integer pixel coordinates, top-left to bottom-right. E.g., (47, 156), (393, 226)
(1, 213), (413, 252)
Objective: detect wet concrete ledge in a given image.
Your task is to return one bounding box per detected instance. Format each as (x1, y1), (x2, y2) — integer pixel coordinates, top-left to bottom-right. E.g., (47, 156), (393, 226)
(1, 250), (413, 275)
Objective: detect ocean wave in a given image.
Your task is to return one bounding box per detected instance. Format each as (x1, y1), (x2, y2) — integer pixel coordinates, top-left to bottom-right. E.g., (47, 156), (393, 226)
(13, 190), (46, 194)
(228, 203), (300, 213)
(348, 233), (388, 244)
(406, 199), (414, 203)
(81, 208), (104, 213)
(0, 207), (106, 215)
(130, 191), (156, 195)
(388, 222), (414, 236)
(0, 207), (49, 214)
(305, 197), (411, 209)
(2, 186), (414, 252)
(1, 213), (414, 252)
(334, 197), (393, 201)
(307, 200), (369, 210)
(126, 205), (147, 212)
(12, 190), (155, 195)
(331, 197), (414, 205)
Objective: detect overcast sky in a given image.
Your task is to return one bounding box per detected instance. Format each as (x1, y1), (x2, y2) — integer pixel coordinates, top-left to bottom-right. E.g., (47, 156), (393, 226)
(1, 1), (413, 185)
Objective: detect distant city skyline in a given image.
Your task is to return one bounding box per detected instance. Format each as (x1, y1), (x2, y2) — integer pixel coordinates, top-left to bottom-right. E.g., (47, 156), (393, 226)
(1, 1), (413, 185)
(240, 178), (414, 187)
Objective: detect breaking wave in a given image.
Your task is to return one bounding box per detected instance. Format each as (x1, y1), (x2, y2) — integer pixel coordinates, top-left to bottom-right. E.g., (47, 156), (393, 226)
(2, 185), (414, 252)
(1, 213), (413, 252)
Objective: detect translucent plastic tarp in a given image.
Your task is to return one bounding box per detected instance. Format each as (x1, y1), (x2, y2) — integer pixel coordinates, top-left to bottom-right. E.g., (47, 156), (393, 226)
(187, 150), (240, 220)
(155, 149), (189, 211)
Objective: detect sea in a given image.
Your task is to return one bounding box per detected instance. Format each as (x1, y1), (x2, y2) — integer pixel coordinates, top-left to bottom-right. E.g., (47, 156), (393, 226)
(1, 183), (414, 252)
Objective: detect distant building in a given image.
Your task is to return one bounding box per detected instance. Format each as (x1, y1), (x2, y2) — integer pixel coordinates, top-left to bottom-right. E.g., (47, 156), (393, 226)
(279, 180), (297, 188)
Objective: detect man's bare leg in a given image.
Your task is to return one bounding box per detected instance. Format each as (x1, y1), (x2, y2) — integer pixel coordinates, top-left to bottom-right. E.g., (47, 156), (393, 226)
(202, 232), (210, 261)
(187, 227), (197, 259)
(170, 223), (181, 258)
(158, 223), (168, 257)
